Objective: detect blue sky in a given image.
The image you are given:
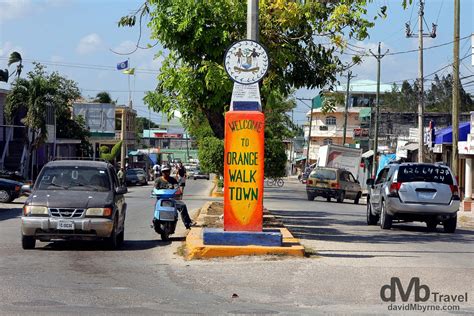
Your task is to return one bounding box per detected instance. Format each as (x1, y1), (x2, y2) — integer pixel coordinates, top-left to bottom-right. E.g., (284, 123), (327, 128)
(0, 0), (472, 126)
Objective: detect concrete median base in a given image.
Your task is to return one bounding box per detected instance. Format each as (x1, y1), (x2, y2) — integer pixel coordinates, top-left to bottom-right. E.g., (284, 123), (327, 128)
(185, 227), (305, 259)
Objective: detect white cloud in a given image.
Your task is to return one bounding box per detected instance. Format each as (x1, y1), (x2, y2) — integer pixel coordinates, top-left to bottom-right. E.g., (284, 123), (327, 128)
(0, 0), (33, 23)
(0, 41), (24, 58)
(76, 33), (103, 55)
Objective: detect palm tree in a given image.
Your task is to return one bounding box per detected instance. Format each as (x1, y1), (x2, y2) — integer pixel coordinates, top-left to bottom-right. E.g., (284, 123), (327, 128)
(8, 51), (23, 79)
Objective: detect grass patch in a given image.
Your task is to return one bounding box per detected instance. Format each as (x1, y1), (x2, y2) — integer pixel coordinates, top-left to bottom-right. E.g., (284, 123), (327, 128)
(175, 243), (187, 258)
(303, 245), (319, 258)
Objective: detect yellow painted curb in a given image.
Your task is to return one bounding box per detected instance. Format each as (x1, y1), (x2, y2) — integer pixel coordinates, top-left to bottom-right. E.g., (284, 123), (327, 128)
(185, 227), (305, 259)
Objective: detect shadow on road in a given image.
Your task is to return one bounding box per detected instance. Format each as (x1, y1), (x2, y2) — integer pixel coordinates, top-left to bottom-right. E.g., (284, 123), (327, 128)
(37, 238), (177, 251)
(271, 209), (474, 245)
(0, 204), (22, 221)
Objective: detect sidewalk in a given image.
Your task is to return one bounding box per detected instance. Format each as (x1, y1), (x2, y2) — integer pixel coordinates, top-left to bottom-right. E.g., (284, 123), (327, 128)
(459, 203), (474, 229)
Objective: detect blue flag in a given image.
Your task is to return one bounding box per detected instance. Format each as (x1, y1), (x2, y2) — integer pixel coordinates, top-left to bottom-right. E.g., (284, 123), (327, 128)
(117, 60), (128, 70)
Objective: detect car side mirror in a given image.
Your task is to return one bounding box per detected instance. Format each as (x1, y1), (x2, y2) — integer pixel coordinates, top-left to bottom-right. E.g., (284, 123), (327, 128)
(366, 179), (374, 186)
(21, 184), (32, 193)
(116, 186), (128, 195)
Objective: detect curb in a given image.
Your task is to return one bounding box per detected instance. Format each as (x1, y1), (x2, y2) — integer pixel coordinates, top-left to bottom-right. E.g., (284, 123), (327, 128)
(185, 227), (305, 259)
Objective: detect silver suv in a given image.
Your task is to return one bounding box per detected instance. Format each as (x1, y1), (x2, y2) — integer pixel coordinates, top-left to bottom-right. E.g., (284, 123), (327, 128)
(21, 160), (127, 249)
(366, 163), (460, 233)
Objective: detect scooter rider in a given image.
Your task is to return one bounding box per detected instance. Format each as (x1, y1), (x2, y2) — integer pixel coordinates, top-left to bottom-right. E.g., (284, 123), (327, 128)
(154, 164), (194, 229)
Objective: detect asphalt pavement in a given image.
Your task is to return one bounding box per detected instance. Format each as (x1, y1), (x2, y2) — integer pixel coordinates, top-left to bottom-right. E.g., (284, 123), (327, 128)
(0, 178), (473, 315)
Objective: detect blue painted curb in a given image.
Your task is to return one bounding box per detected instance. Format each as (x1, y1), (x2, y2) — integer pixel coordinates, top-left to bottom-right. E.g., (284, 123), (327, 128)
(202, 228), (282, 247)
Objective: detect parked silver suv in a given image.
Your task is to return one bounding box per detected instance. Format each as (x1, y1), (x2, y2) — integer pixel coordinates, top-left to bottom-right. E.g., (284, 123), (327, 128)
(366, 163), (460, 233)
(21, 160), (127, 249)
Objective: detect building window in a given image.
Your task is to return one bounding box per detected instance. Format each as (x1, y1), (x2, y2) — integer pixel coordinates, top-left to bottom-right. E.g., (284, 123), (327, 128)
(323, 138), (333, 145)
(326, 116), (336, 125)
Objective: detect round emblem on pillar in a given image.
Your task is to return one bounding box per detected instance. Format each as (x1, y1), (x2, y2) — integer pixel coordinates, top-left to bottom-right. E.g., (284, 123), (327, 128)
(224, 40), (269, 85)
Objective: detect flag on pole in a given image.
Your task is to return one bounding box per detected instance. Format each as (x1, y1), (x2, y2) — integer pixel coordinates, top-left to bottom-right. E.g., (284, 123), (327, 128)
(123, 68), (135, 75)
(117, 60), (128, 70)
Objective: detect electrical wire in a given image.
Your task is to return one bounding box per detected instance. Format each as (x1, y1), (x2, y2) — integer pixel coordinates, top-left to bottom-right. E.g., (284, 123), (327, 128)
(0, 57), (160, 74)
(338, 35), (470, 57)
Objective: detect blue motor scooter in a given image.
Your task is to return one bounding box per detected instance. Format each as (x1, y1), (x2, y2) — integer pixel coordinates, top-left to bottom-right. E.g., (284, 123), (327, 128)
(151, 188), (182, 241)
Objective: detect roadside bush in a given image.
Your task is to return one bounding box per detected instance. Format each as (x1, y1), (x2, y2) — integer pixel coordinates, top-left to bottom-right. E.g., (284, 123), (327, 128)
(264, 138), (287, 178)
(198, 137), (224, 176)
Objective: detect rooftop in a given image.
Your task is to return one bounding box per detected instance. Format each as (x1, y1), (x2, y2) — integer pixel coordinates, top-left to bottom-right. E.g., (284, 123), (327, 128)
(335, 79), (393, 94)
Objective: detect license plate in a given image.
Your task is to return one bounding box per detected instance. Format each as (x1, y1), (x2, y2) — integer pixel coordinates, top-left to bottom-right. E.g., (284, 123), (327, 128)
(316, 182), (328, 188)
(57, 220), (74, 230)
(418, 192), (434, 199)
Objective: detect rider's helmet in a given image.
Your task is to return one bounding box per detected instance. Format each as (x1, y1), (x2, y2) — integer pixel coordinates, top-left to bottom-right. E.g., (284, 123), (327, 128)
(161, 164), (171, 172)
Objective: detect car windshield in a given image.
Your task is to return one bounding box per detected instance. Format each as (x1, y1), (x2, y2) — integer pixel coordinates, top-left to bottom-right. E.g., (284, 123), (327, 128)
(397, 165), (453, 185)
(310, 169), (336, 180)
(36, 166), (111, 191)
(127, 169), (144, 175)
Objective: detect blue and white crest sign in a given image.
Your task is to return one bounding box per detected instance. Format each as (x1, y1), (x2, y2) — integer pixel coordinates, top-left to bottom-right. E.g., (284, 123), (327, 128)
(224, 40), (269, 85)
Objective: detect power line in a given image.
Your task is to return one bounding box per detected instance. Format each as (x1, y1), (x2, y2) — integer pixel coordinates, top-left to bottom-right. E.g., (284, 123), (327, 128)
(340, 35), (471, 57)
(0, 57), (160, 74)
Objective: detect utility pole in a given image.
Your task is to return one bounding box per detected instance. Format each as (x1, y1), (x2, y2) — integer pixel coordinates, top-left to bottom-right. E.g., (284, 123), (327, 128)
(452, 0), (460, 176)
(406, 0), (437, 163)
(342, 71), (356, 145)
(306, 107), (313, 167)
(120, 108), (126, 170)
(247, 0), (258, 41)
(369, 43), (389, 178)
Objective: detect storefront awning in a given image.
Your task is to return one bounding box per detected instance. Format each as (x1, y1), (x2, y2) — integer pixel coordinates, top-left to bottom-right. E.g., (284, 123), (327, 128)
(359, 107), (372, 119)
(401, 143), (419, 151)
(434, 122), (470, 144)
(361, 150), (374, 158)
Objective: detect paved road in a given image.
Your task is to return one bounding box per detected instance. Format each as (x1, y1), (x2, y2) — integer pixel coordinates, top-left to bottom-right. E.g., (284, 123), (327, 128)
(0, 178), (473, 315)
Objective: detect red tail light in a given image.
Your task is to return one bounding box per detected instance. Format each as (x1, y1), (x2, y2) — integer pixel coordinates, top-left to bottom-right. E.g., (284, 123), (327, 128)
(331, 182), (340, 189)
(307, 180), (313, 185)
(389, 182), (402, 196)
(450, 185), (459, 196)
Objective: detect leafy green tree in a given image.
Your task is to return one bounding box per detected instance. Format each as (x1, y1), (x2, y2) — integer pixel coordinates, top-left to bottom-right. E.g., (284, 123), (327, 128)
(198, 137), (224, 176)
(56, 114), (93, 157)
(425, 74), (473, 112)
(5, 63), (81, 175)
(120, 0), (382, 138)
(134, 116), (160, 146)
(94, 91), (114, 104)
(381, 81), (417, 112)
(264, 138), (286, 178)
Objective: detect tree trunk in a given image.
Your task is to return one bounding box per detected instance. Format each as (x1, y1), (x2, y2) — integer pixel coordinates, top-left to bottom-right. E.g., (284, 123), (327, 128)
(204, 110), (225, 139)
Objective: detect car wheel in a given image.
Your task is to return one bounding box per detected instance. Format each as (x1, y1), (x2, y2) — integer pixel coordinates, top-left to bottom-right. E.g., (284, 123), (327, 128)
(326, 197), (331, 202)
(366, 199), (378, 225)
(117, 227), (125, 246)
(337, 191), (345, 203)
(380, 201), (393, 230)
(0, 190), (12, 203)
(443, 216), (457, 233)
(307, 193), (315, 201)
(106, 221), (119, 249)
(22, 235), (36, 249)
(354, 192), (361, 204)
(426, 219), (438, 232)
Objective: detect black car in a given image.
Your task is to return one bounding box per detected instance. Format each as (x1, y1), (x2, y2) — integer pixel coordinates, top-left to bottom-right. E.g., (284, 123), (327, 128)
(21, 160), (127, 249)
(125, 168), (148, 186)
(0, 178), (23, 203)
